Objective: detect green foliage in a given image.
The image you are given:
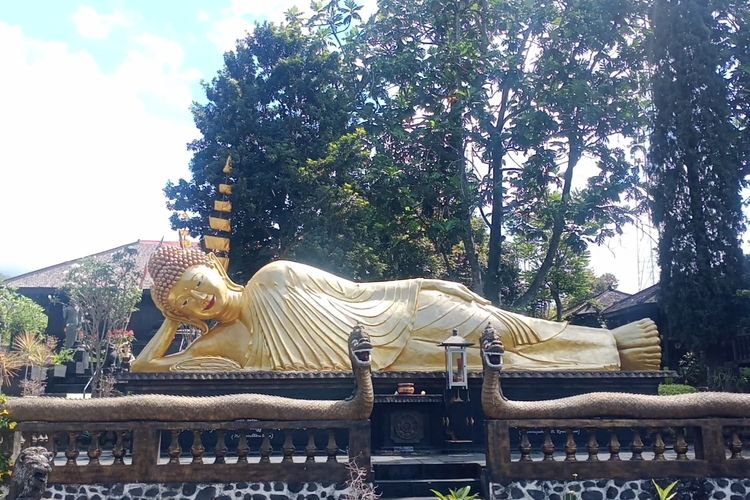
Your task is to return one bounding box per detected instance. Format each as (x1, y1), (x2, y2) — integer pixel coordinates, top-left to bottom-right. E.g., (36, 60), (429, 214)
(658, 383), (697, 396)
(430, 486), (479, 500)
(652, 480), (678, 500)
(0, 285), (48, 346)
(504, 0), (649, 307)
(169, 18), (456, 283)
(52, 347), (75, 365)
(507, 232), (596, 319)
(677, 352), (707, 387)
(352, 0), (649, 300)
(0, 395), (16, 483)
(649, 0), (747, 364)
(62, 247), (142, 396)
(592, 273), (619, 294)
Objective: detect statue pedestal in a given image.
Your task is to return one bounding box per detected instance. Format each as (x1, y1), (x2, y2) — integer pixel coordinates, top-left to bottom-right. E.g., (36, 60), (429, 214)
(118, 370), (674, 452)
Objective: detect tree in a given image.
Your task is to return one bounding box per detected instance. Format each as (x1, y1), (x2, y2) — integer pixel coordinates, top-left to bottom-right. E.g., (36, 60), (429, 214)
(649, 0), (747, 363)
(353, 0), (649, 302)
(62, 248), (142, 397)
(505, 0), (649, 308)
(0, 285), (47, 347)
(508, 233), (596, 320)
(353, 0), (491, 291)
(168, 20), (444, 282)
(166, 22), (358, 283)
(592, 273), (619, 294)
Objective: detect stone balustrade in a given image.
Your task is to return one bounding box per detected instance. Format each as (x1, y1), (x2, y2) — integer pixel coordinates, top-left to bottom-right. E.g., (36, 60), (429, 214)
(2, 418), (370, 487)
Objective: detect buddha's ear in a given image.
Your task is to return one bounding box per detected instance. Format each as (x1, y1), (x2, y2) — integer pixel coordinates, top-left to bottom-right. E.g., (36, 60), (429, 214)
(207, 253), (243, 291)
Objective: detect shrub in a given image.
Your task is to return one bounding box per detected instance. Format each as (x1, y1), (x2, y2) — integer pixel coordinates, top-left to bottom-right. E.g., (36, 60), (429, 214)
(658, 383), (697, 396)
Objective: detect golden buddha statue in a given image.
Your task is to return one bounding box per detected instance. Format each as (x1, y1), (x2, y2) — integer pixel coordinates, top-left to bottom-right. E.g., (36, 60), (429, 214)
(132, 246), (661, 373)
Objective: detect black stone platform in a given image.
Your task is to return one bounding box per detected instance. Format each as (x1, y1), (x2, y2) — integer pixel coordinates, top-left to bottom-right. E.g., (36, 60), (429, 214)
(118, 370), (673, 453)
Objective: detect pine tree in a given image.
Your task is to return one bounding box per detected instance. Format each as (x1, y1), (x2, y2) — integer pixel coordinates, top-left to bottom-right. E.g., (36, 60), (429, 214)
(649, 0), (746, 362)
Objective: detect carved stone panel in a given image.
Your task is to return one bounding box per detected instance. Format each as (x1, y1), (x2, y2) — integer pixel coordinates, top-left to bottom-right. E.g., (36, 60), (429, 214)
(390, 411), (424, 444)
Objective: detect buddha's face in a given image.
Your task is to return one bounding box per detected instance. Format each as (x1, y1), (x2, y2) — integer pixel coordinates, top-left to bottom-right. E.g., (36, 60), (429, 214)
(167, 265), (229, 320)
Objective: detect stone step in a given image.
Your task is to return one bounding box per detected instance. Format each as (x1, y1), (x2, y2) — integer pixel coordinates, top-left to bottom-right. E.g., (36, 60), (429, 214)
(374, 461), (482, 480)
(376, 478), (483, 499)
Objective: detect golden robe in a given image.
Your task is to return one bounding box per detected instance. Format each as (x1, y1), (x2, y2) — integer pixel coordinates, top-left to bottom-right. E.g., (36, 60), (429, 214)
(241, 261), (622, 372)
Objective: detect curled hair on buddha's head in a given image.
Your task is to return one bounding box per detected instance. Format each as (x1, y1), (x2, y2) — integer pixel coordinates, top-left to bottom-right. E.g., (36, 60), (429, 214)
(148, 245), (242, 333)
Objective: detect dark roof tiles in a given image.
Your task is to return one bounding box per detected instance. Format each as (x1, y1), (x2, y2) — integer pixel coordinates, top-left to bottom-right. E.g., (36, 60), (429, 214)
(5, 240), (181, 290)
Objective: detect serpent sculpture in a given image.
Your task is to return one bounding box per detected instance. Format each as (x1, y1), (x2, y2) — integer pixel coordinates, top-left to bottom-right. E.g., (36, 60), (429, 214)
(5, 326), (373, 423)
(480, 324), (750, 419)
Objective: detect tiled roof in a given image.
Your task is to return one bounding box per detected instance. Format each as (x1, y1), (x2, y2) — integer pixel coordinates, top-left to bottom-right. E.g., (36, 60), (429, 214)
(560, 288), (633, 319)
(5, 240), (181, 290)
(601, 283), (660, 316)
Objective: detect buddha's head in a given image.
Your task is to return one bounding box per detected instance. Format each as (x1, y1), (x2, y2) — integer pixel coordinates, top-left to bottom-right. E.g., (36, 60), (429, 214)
(148, 246), (243, 332)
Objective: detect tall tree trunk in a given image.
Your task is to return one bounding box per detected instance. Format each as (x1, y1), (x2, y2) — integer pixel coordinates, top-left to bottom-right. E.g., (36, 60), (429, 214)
(513, 137), (581, 308)
(485, 85), (512, 304)
(448, 2), (483, 293)
(458, 136), (483, 293)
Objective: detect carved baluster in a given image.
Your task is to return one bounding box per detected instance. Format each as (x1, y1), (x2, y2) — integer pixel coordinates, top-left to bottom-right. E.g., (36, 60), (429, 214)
(564, 429), (577, 462)
(326, 430), (338, 463)
(43, 432), (54, 454)
(675, 428), (689, 460)
(87, 431), (101, 466)
(542, 429), (555, 461)
(21, 432), (33, 449)
(282, 430), (295, 463)
(65, 432), (79, 466)
(519, 430), (532, 462)
(729, 430), (743, 460)
(608, 431), (621, 461)
(236, 431), (249, 464)
(112, 431), (127, 465)
(630, 429), (644, 461)
(260, 430), (272, 464)
(168, 430), (181, 464)
(586, 429), (599, 462)
(191, 430), (205, 464)
(49, 432), (60, 459)
(305, 430), (317, 463)
(652, 429), (666, 461)
(212, 430), (227, 464)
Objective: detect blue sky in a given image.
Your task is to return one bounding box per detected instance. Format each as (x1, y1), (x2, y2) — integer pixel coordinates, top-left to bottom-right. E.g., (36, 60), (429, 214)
(0, 1), (340, 278)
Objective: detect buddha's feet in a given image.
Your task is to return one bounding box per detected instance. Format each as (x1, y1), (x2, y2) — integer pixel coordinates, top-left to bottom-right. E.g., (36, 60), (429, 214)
(612, 319), (661, 371)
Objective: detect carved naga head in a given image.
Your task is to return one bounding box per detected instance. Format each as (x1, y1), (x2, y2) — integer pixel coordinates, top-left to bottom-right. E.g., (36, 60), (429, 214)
(481, 323), (505, 371)
(348, 324), (373, 371)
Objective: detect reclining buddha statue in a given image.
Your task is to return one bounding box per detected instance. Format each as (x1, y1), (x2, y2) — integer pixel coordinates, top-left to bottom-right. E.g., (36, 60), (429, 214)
(132, 246), (661, 373)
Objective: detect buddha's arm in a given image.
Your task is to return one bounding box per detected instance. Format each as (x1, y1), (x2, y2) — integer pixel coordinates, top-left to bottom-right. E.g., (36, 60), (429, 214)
(131, 318), (182, 372)
(419, 279), (490, 305)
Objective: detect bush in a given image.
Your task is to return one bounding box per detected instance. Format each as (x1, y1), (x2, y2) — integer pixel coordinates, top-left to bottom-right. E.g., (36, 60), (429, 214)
(658, 383), (697, 396)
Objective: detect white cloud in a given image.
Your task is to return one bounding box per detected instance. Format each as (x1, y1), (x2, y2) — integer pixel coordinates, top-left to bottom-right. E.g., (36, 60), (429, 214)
(0, 22), (200, 276)
(197, 10), (210, 23)
(71, 5), (132, 39)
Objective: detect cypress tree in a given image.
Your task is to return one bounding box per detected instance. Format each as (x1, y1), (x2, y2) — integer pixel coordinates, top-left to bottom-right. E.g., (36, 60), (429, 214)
(649, 0), (746, 363)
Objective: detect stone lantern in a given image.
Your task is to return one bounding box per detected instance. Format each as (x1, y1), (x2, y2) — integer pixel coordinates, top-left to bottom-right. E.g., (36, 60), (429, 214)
(439, 329), (473, 389)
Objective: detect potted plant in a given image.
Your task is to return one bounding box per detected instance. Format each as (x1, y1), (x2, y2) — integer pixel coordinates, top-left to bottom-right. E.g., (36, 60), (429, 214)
(52, 348), (75, 377)
(13, 332), (55, 381)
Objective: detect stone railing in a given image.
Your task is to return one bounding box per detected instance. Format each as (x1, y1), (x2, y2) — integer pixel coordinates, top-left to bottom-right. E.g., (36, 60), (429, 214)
(3, 418), (370, 485)
(485, 418), (749, 481)
(478, 324), (750, 490)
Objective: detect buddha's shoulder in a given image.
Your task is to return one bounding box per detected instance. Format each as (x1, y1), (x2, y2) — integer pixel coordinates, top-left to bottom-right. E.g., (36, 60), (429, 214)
(249, 260), (333, 285)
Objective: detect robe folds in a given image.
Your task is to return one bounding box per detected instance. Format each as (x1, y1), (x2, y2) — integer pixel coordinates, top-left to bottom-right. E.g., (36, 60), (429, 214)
(241, 261), (621, 372)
